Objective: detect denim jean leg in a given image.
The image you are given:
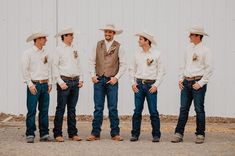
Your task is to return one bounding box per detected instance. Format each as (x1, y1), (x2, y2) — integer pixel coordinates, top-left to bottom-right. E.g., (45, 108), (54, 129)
(38, 83), (50, 137)
(67, 82), (79, 137)
(91, 80), (105, 136)
(53, 84), (69, 138)
(107, 82), (120, 137)
(146, 88), (161, 138)
(26, 85), (40, 137)
(175, 80), (193, 136)
(131, 84), (145, 138)
(193, 84), (207, 136)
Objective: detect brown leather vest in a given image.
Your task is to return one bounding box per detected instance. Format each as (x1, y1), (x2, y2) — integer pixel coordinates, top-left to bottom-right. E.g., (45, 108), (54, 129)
(95, 40), (120, 77)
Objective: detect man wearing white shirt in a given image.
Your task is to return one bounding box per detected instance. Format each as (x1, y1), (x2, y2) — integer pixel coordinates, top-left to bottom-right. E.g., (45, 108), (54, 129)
(22, 32), (52, 143)
(87, 24), (126, 141)
(171, 26), (213, 144)
(53, 27), (83, 142)
(129, 32), (165, 142)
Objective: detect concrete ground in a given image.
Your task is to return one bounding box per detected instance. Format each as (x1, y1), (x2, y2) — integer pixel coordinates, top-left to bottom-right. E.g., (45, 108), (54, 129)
(0, 120), (235, 156)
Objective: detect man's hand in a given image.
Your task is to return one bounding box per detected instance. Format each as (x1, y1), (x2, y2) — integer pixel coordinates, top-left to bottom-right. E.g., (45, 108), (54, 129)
(78, 81), (83, 88)
(179, 80), (184, 90)
(192, 82), (201, 90)
(48, 84), (52, 93)
(106, 77), (118, 85)
(149, 85), (157, 93)
(92, 76), (99, 84)
(132, 84), (139, 93)
(29, 85), (37, 95)
(59, 83), (68, 90)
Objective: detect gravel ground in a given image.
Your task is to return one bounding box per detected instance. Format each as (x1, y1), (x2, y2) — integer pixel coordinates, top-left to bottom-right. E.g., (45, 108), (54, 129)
(0, 120), (235, 156)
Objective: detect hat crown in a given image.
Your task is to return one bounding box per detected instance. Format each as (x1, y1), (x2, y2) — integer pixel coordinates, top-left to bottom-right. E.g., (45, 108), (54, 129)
(191, 26), (204, 32)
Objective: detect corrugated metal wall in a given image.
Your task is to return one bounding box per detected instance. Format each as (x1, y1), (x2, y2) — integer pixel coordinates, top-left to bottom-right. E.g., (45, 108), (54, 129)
(0, 0), (234, 117)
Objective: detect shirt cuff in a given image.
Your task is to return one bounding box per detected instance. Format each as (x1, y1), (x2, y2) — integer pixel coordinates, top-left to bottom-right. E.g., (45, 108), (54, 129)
(57, 77), (65, 85)
(27, 80), (34, 87)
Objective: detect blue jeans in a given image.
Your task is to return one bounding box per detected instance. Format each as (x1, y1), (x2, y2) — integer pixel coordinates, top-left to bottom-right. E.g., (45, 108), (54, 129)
(175, 79), (207, 136)
(131, 81), (161, 138)
(53, 79), (79, 138)
(26, 82), (49, 137)
(91, 76), (120, 137)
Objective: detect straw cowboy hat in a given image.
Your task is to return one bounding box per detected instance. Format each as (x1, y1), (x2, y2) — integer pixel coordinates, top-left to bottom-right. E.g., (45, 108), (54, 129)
(99, 24), (123, 35)
(189, 26), (209, 36)
(26, 31), (48, 42)
(55, 27), (79, 37)
(135, 31), (156, 45)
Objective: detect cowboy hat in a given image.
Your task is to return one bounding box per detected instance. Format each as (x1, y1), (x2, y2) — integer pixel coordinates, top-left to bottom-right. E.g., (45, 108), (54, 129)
(135, 31), (156, 45)
(26, 32), (48, 42)
(99, 24), (123, 35)
(189, 26), (209, 36)
(55, 27), (79, 37)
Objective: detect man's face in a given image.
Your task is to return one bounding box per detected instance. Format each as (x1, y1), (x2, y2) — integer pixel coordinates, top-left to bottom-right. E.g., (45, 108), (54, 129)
(38, 37), (47, 46)
(138, 36), (148, 47)
(64, 33), (74, 44)
(189, 33), (200, 44)
(104, 30), (115, 41)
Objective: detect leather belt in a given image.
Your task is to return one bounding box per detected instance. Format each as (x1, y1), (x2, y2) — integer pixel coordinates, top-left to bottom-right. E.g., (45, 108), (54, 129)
(32, 79), (48, 84)
(61, 75), (79, 81)
(185, 76), (202, 81)
(137, 78), (156, 84)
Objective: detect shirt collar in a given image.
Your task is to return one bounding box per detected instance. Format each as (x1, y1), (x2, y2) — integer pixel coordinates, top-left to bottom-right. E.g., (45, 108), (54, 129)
(141, 47), (152, 53)
(105, 39), (114, 46)
(193, 41), (203, 49)
(62, 42), (73, 48)
(33, 45), (44, 52)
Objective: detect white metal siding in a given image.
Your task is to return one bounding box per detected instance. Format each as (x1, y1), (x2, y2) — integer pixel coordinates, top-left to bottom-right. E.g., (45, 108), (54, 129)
(0, 0), (234, 117)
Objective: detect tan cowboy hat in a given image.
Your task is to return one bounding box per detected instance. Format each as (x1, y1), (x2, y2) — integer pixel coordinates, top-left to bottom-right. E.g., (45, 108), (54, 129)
(135, 31), (156, 45)
(26, 31), (48, 42)
(99, 24), (123, 35)
(189, 26), (209, 36)
(55, 27), (79, 37)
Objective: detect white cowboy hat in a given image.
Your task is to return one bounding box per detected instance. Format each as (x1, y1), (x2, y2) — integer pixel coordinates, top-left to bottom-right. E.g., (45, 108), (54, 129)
(189, 26), (209, 36)
(55, 27), (79, 37)
(135, 31), (156, 45)
(26, 32), (48, 42)
(99, 24), (123, 35)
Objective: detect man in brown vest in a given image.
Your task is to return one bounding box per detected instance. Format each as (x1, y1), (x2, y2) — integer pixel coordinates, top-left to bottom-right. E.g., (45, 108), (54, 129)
(87, 24), (126, 141)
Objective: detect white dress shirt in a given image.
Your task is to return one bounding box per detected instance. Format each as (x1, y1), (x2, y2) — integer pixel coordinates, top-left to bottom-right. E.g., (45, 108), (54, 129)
(129, 48), (165, 87)
(21, 45), (52, 87)
(53, 42), (83, 85)
(89, 39), (126, 79)
(179, 42), (213, 87)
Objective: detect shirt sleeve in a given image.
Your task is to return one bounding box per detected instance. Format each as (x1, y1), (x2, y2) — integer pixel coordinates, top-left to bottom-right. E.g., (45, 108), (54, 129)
(153, 53), (166, 87)
(179, 50), (187, 81)
(21, 51), (33, 87)
(129, 53), (137, 85)
(114, 46), (127, 79)
(89, 46), (97, 78)
(77, 49), (84, 82)
(52, 49), (65, 85)
(197, 48), (213, 87)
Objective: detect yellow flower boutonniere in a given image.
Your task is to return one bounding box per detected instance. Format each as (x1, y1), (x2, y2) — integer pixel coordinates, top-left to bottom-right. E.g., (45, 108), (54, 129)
(73, 50), (78, 59)
(43, 55), (48, 64)
(147, 58), (154, 66)
(192, 53), (199, 61)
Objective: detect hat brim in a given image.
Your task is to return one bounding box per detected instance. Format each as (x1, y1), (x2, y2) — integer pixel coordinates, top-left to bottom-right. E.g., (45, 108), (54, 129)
(26, 33), (48, 42)
(135, 33), (156, 45)
(99, 29), (123, 35)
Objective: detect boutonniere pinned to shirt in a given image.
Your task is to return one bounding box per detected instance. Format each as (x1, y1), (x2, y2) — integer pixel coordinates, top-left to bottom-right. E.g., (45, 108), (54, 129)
(192, 53), (199, 61)
(107, 46), (116, 55)
(43, 55), (48, 64)
(147, 58), (154, 66)
(73, 50), (78, 59)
